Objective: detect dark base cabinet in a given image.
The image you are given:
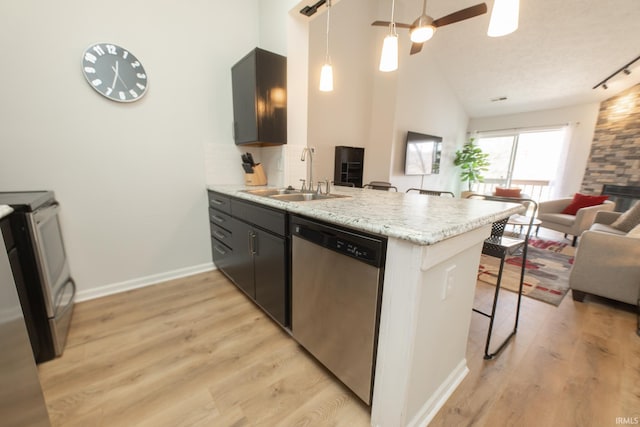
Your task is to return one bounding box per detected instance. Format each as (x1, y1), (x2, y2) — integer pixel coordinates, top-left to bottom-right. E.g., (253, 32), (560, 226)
(208, 191), (289, 328)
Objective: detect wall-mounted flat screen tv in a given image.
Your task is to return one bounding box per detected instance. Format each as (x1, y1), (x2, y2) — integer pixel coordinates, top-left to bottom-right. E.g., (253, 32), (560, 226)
(404, 131), (443, 175)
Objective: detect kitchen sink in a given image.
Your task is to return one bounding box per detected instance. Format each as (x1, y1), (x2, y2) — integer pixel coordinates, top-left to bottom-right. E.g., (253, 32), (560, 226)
(242, 188), (350, 202)
(242, 188), (301, 197)
(270, 193), (350, 202)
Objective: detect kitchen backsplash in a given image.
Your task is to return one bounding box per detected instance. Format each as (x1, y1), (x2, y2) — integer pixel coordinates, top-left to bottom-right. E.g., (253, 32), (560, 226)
(204, 142), (309, 189)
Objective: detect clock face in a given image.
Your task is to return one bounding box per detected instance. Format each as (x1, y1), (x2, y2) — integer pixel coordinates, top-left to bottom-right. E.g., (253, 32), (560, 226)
(81, 43), (148, 102)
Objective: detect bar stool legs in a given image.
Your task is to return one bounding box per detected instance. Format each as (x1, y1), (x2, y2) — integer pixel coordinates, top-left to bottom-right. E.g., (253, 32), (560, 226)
(473, 243), (527, 360)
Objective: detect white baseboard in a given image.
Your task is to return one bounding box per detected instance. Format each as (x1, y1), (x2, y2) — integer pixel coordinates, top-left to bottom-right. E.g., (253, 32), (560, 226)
(75, 262), (216, 302)
(407, 359), (469, 427)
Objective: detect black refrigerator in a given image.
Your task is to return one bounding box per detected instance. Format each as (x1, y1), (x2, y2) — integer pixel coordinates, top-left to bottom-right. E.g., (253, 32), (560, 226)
(1, 208), (51, 427)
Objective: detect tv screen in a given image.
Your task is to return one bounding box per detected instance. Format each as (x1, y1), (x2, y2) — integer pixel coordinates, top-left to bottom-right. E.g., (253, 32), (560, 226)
(404, 131), (442, 175)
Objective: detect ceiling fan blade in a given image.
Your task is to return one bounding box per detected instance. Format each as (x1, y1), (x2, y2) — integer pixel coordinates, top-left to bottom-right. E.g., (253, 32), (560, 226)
(371, 20), (412, 29)
(432, 3), (487, 28)
(410, 42), (424, 55)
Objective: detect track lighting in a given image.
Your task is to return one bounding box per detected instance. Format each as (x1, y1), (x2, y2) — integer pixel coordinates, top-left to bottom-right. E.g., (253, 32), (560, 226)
(592, 54), (640, 90)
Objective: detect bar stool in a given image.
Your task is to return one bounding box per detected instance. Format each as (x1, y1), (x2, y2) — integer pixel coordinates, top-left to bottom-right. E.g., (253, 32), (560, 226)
(364, 181), (398, 191)
(406, 188), (455, 197)
(467, 194), (538, 359)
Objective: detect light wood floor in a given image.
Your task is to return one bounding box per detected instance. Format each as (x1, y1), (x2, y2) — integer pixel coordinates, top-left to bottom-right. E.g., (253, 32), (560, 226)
(39, 252), (640, 426)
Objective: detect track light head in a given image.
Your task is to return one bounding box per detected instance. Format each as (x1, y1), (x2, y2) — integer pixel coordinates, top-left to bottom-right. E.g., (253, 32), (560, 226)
(603, 84), (608, 90)
(623, 69), (631, 75)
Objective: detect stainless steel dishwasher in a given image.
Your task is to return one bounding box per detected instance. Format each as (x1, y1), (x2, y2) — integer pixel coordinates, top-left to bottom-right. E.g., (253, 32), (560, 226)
(290, 215), (386, 405)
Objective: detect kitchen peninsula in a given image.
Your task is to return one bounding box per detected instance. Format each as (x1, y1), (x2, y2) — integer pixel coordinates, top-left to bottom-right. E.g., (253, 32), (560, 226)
(208, 185), (521, 427)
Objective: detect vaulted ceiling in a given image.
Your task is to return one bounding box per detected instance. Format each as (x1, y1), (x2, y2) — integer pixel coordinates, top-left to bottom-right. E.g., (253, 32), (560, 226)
(381, 0), (640, 117)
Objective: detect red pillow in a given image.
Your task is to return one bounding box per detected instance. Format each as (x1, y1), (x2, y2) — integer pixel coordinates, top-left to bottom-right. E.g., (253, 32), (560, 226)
(561, 193), (609, 215)
(494, 187), (522, 198)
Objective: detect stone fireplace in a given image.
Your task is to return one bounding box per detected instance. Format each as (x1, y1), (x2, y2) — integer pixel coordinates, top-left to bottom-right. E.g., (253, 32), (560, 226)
(581, 83), (640, 211)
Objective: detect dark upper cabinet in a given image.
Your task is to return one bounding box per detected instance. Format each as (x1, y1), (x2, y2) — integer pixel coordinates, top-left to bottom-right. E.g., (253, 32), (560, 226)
(231, 48), (287, 146)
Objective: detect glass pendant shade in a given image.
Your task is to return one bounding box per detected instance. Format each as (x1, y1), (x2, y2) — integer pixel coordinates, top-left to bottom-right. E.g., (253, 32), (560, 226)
(488, 0), (519, 37)
(379, 34), (398, 72)
(319, 63), (333, 92)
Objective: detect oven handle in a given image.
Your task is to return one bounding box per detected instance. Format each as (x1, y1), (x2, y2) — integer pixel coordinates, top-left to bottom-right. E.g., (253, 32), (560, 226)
(53, 278), (76, 318)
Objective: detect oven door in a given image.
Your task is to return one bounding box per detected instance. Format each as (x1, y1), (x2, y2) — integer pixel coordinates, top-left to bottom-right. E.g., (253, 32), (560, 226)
(27, 203), (71, 318)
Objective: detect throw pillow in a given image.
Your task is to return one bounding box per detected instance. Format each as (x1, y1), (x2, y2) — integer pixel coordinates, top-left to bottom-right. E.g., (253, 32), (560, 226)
(612, 202), (640, 232)
(561, 193), (609, 216)
(626, 224), (640, 239)
(494, 187), (522, 198)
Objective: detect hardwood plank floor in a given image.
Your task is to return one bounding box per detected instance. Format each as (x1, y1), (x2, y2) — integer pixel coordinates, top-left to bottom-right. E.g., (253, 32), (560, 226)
(39, 262), (640, 426)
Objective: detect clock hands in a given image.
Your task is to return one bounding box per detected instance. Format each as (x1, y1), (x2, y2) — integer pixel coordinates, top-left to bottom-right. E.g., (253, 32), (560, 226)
(111, 60), (119, 88)
(111, 61), (129, 90)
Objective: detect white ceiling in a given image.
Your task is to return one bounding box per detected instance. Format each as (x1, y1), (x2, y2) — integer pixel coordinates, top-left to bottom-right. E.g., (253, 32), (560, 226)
(389, 0), (640, 117)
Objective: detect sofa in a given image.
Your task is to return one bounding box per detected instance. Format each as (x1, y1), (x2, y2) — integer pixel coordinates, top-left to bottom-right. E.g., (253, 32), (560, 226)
(537, 198), (615, 246)
(569, 211), (640, 312)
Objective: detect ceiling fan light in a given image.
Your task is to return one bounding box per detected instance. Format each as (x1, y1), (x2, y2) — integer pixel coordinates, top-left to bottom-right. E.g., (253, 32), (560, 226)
(488, 0), (519, 37)
(319, 63), (334, 92)
(410, 25), (435, 43)
(379, 34), (398, 72)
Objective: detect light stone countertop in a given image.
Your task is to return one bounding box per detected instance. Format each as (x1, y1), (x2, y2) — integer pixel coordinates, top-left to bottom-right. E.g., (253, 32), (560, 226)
(0, 205), (13, 220)
(207, 185), (523, 246)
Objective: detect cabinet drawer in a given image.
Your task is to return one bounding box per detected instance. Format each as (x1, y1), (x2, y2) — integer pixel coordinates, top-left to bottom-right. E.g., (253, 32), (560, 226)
(231, 199), (286, 236)
(209, 209), (233, 231)
(211, 239), (234, 271)
(210, 223), (233, 247)
(208, 191), (231, 214)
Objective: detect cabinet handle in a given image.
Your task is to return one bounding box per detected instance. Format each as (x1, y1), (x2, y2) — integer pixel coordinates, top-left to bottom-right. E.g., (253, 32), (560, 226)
(248, 231), (257, 255)
(211, 215), (225, 223)
(212, 230), (226, 240)
(253, 232), (258, 256)
(214, 245), (227, 255)
(211, 199), (224, 206)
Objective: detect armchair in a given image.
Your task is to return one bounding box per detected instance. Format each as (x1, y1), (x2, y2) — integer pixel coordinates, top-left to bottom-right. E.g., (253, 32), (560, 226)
(537, 198), (615, 245)
(570, 211), (640, 306)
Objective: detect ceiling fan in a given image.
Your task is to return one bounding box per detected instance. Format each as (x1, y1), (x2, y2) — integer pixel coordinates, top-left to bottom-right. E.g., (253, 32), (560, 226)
(372, 1), (488, 55)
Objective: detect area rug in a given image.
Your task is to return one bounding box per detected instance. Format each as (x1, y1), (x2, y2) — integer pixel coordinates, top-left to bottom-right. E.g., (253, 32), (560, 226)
(477, 237), (576, 306)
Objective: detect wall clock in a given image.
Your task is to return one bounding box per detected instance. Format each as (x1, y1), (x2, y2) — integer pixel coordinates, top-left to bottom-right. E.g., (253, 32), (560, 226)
(81, 43), (148, 102)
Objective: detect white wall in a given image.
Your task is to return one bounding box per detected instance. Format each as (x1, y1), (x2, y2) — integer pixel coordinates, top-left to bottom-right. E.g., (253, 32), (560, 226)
(390, 42), (469, 193)
(0, 0), (263, 299)
(468, 103), (601, 197)
(306, 0), (469, 191)
(306, 0), (377, 185)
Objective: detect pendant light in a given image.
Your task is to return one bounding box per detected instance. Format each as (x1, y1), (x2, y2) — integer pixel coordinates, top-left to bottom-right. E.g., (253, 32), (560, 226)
(319, 0), (334, 91)
(379, 0), (398, 72)
(487, 0), (519, 37)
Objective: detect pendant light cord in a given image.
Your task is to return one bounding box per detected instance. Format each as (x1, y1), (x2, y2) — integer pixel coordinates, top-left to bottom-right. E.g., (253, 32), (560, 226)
(389, 0), (397, 36)
(325, 0), (331, 64)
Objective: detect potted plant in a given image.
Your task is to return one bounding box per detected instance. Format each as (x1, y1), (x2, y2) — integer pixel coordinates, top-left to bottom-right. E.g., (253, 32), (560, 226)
(454, 138), (490, 196)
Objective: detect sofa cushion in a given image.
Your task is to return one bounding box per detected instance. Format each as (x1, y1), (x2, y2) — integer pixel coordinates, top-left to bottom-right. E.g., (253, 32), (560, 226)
(590, 223), (627, 235)
(561, 193), (609, 215)
(494, 187), (522, 198)
(611, 201), (640, 232)
(538, 213), (576, 226)
(627, 224), (640, 239)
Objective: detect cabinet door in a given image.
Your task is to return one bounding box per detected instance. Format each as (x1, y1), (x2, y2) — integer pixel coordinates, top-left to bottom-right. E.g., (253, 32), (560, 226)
(226, 219), (255, 298)
(253, 228), (287, 327)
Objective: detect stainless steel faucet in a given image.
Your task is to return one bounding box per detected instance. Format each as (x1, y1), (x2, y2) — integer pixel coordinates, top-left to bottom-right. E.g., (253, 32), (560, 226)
(300, 147), (315, 192)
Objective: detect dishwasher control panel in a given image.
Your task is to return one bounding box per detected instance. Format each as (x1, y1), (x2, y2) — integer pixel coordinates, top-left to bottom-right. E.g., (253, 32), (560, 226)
(291, 216), (385, 268)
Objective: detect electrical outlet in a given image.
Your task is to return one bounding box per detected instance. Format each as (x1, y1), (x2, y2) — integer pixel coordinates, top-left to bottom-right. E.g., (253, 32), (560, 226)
(442, 264), (456, 300)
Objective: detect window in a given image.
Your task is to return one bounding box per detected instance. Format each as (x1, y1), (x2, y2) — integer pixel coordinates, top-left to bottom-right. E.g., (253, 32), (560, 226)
(475, 127), (567, 201)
